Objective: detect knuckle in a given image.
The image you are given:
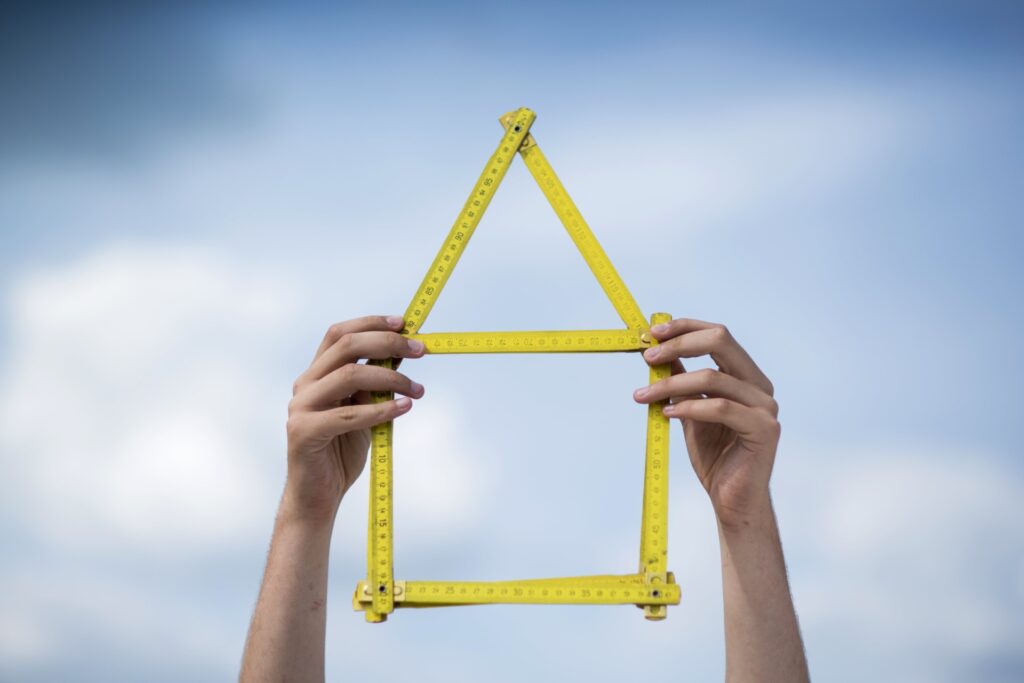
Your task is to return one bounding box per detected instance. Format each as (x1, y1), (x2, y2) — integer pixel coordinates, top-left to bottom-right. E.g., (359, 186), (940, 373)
(339, 363), (359, 383)
(710, 324), (731, 343)
(327, 322), (347, 342)
(709, 397), (732, 414)
(285, 414), (304, 439)
(766, 397), (780, 416)
(765, 418), (782, 437)
(695, 368), (719, 388)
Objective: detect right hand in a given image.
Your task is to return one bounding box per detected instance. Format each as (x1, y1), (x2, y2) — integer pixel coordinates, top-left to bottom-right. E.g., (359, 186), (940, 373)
(633, 318), (780, 530)
(284, 315), (425, 524)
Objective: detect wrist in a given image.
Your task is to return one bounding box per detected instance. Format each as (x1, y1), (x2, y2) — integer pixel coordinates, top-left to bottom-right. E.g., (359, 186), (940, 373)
(278, 482), (341, 534)
(713, 488), (775, 535)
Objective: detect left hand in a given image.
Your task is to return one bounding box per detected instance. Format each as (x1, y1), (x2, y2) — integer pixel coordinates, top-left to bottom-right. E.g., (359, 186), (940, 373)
(285, 315), (425, 524)
(632, 318), (780, 529)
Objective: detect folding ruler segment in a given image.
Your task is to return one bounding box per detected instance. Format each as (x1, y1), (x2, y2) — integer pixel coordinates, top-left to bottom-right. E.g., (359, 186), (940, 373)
(358, 108), (677, 622)
(353, 573), (679, 609)
(496, 111), (648, 333)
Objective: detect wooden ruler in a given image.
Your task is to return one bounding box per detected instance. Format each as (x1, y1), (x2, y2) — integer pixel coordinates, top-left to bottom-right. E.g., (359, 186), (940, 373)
(358, 108), (676, 622)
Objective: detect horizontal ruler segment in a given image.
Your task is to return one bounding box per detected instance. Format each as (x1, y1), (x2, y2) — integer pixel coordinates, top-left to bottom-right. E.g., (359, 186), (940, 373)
(354, 573), (679, 608)
(408, 329), (652, 353)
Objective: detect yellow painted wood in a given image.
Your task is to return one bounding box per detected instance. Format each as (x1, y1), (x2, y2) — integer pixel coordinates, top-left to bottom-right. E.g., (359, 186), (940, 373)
(641, 312), (673, 620)
(499, 111), (648, 332)
(402, 108), (537, 335)
(357, 108), (677, 621)
(353, 574), (680, 608)
(408, 329), (650, 353)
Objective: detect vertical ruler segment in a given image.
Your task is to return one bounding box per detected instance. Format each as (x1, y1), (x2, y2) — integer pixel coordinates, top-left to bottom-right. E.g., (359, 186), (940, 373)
(366, 364), (395, 621)
(355, 108), (680, 623)
(364, 456), (383, 622)
(364, 109), (537, 617)
(641, 312), (672, 619)
(402, 108), (537, 334)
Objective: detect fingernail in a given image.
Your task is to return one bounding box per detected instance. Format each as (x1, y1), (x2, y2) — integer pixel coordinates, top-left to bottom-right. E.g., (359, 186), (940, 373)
(407, 339), (425, 354)
(662, 404), (675, 416)
(651, 323), (669, 335)
(387, 315), (404, 328)
(633, 387), (648, 399)
(644, 347), (659, 360)
(410, 381), (424, 396)
(395, 397), (412, 412)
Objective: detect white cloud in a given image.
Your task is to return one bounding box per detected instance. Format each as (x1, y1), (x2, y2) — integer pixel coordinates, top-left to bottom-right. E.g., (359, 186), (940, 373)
(0, 567), (242, 678)
(774, 444), (1024, 680)
(393, 392), (495, 536)
(556, 86), (916, 235)
(0, 244), (296, 555)
(334, 388), (497, 552)
(0, 244), (507, 679)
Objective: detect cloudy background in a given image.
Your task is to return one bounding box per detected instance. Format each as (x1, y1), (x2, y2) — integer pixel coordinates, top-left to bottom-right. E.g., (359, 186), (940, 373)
(1, 2), (1022, 681)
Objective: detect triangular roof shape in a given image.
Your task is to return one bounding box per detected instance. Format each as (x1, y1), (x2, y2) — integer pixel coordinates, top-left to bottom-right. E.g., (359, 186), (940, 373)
(356, 108), (677, 622)
(401, 108), (650, 345)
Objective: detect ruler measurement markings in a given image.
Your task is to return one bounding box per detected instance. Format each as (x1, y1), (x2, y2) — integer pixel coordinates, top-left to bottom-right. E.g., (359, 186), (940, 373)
(408, 329), (649, 353)
(357, 109), (678, 621)
(403, 109), (536, 335)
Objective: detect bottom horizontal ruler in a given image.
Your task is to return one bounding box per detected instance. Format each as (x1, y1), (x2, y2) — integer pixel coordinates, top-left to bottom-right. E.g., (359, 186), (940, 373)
(353, 573), (679, 610)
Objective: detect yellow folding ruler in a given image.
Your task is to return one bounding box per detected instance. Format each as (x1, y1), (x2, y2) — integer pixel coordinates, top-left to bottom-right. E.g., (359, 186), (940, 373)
(354, 107), (678, 622)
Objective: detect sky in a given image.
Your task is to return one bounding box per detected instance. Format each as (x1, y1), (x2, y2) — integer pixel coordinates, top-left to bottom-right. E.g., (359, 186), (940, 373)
(1, 1), (1023, 681)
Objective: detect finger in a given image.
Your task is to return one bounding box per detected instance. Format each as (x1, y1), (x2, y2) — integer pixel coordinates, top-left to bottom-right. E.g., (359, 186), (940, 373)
(350, 389), (374, 405)
(644, 321), (773, 395)
(294, 363), (424, 408)
(634, 368), (777, 415)
(650, 317), (718, 339)
(663, 397), (780, 443)
(305, 331), (425, 382)
(289, 398), (414, 448)
(312, 315), (405, 362)
(660, 358), (703, 402)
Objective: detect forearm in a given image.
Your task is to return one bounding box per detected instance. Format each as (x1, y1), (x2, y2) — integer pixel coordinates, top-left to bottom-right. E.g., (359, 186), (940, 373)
(240, 494), (335, 683)
(717, 496), (809, 683)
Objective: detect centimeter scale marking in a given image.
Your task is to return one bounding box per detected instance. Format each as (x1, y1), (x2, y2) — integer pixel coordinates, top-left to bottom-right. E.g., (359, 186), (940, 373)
(363, 108), (537, 620)
(353, 574), (680, 608)
(640, 312), (673, 619)
(497, 111), (648, 333)
(408, 329), (649, 353)
(359, 108), (677, 622)
(404, 108), (537, 335)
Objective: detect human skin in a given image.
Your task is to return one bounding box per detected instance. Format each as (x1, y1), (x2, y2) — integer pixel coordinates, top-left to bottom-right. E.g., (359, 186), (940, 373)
(633, 318), (810, 682)
(239, 315), (809, 682)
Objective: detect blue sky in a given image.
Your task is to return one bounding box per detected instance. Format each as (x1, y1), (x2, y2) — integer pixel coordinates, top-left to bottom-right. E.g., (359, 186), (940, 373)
(1, 2), (1023, 681)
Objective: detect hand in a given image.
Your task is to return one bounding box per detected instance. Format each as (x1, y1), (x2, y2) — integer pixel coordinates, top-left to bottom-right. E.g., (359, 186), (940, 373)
(633, 318), (780, 529)
(285, 315), (426, 524)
